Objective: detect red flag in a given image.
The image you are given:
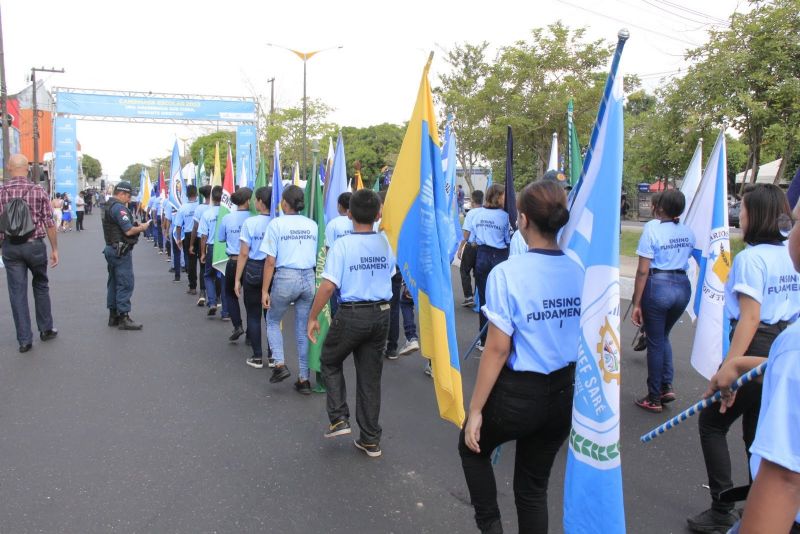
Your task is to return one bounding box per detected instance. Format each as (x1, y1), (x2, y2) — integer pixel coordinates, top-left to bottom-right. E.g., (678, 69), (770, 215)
(158, 166), (166, 198)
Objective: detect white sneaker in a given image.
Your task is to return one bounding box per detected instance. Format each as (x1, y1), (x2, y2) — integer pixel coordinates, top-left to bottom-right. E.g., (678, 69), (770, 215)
(399, 338), (420, 355)
(476, 342), (485, 352)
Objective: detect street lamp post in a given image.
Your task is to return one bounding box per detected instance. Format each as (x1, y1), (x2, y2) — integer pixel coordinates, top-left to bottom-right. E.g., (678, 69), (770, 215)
(266, 44), (342, 183)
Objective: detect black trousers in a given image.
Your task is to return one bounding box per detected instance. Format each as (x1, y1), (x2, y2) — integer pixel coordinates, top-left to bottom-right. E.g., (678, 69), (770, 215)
(243, 259), (266, 357)
(322, 304), (390, 445)
(460, 243), (477, 299)
(459, 364), (574, 533)
(698, 326), (784, 512)
(224, 258), (243, 329)
(182, 236), (198, 290)
(475, 245), (509, 344)
(76, 211), (84, 231)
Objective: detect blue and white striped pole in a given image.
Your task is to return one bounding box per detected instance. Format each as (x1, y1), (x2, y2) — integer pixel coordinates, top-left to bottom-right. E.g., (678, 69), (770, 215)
(640, 362), (767, 443)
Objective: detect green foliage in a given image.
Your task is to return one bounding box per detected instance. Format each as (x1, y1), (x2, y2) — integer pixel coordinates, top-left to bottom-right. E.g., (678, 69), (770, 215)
(341, 123), (405, 187)
(189, 131), (236, 178)
(81, 153), (102, 179)
(263, 98), (338, 178)
(120, 163), (146, 189)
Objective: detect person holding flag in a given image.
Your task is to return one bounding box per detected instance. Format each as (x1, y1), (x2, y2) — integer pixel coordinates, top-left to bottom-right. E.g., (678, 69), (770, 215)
(260, 185), (318, 392)
(234, 186), (273, 369)
(307, 189), (394, 457)
(190, 185), (212, 306)
(216, 187), (252, 343)
(689, 184), (800, 532)
(630, 189), (695, 413)
(173, 185), (200, 292)
(462, 184), (511, 349)
(198, 186), (224, 316)
(460, 180), (582, 533)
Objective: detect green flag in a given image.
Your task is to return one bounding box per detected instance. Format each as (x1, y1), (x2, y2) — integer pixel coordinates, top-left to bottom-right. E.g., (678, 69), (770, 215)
(567, 99), (583, 187)
(250, 156), (267, 215)
(307, 165), (330, 374)
(212, 145), (235, 273)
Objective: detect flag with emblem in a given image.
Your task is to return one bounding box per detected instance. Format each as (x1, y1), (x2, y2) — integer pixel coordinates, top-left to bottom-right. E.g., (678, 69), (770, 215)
(212, 145), (235, 273)
(559, 31), (628, 534)
(684, 130), (730, 379)
(168, 140), (186, 211)
(306, 165), (330, 374)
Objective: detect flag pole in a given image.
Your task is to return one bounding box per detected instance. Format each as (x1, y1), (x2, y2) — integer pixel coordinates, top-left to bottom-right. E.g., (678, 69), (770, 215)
(640, 362), (767, 443)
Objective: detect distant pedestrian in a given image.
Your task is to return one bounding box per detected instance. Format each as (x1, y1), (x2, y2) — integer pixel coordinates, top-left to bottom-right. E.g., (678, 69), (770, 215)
(75, 191), (85, 231)
(0, 154), (59, 353)
(457, 189), (484, 307)
(457, 184), (465, 215)
(51, 193), (63, 230)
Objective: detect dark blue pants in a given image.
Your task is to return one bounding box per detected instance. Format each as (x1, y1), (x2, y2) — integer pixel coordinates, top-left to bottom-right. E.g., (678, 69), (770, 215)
(2, 239), (54, 345)
(243, 259), (267, 357)
(387, 271), (417, 353)
(475, 245), (509, 344)
(224, 258), (243, 328)
(641, 272), (691, 400)
(104, 245), (135, 314)
(153, 216), (162, 249)
(204, 244), (224, 308)
(171, 236), (181, 280)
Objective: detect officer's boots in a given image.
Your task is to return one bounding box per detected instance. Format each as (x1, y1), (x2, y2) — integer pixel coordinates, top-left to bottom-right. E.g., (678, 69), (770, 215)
(108, 309), (119, 327)
(117, 314), (143, 331)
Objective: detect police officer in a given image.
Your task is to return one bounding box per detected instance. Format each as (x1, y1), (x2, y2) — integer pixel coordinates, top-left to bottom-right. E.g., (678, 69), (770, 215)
(103, 181), (151, 330)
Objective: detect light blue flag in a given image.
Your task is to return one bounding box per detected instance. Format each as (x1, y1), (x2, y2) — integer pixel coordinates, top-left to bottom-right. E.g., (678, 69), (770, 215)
(485, 168), (492, 189)
(136, 167), (146, 204)
(325, 132), (348, 225)
(271, 140), (283, 217)
(683, 130), (730, 379)
(442, 120), (461, 263)
(248, 143), (257, 189)
(168, 140), (185, 210)
(558, 31), (628, 534)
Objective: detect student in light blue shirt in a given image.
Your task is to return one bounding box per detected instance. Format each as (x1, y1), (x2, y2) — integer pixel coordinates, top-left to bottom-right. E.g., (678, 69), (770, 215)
(460, 180), (582, 533)
(217, 187), (252, 345)
(308, 189), (394, 456)
(630, 190), (695, 413)
(509, 229), (527, 256)
(259, 185), (318, 392)
(461, 184), (511, 347)
(190, 185), (212, 306)
(325, 192), (353, 249)
(234, 186), (273, 369)
(690, 184), (800, 532)
(174, 185), (199, 291)
(199, 186), (224, 314)
(457, 189), (483, 307)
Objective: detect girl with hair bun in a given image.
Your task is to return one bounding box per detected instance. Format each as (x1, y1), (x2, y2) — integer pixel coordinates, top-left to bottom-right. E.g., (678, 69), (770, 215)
(259, 185), (318, 394)
(459, 180), (584, 533)
(631, 188), (695, 413)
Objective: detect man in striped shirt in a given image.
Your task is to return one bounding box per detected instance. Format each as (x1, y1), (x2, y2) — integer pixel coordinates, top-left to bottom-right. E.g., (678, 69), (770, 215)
(0, 154), (59, 353)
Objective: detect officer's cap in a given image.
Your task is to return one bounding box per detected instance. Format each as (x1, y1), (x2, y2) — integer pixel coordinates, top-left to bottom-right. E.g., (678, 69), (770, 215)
(115, 181), (133, 193)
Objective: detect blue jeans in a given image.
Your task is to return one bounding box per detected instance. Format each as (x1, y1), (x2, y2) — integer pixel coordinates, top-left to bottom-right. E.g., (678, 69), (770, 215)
(266, 268), (315, 380)
(204, 244), (225, 310)
(2, 239), (54, 345)
(386, 271), (417, 353)
(641, 272), (691, 400)
(475, 245), (509, 344)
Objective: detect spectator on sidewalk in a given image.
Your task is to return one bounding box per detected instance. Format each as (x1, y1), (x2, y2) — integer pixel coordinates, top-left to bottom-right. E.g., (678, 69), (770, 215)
(0, 154), (59, 353)
(75, 191), (85, 231)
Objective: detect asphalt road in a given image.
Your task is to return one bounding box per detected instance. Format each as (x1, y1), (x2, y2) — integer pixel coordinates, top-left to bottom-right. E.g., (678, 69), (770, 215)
(0, 219), (747, 534)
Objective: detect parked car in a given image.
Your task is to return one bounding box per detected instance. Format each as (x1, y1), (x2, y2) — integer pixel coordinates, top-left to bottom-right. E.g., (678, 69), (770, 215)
(729, 201), (741, 228)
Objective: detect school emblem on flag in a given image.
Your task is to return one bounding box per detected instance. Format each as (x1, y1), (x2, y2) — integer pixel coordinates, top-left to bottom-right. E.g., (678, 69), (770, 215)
(708, 230), (732, 292)
(597, 318), (621, 385)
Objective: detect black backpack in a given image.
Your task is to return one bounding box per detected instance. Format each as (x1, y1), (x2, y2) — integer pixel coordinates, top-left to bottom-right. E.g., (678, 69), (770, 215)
(0, 198), (35, 244)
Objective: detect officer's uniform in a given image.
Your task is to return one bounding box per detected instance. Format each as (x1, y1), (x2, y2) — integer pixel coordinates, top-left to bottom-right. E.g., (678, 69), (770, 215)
(103, 183), (142, 330)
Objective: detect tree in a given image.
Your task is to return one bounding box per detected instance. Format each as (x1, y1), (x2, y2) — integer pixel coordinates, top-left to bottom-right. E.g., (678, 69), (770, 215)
(341, 123), (405, 187)
(81, 153), (102, 180)
(263, 98), (338, 178)
(120, 163), (147, 190)
(189, 131), (236, 179)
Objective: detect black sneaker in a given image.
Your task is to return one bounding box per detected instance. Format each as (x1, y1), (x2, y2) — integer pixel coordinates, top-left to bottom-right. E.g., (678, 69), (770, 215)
(660, 385), (677, 404)
(385, 350), (398, 361)
(207, 307), (217, 317)
(108, 310), (119, 327)
(172, 277), (181, 283)
(686, 508), (738, 532)
(269, 365), (291, 383)
(353, 439), (382, 458)
(117, 314), (143, 331)
(246, 357), (263, 369)
(39, 329), (58, 342)
(229, 326), (244, 341)
(633, 329), (647, 351)
(635, 395), (662, 413)
(324, 418), (352, 438)
(294, 379), (312, 395)
(267, 358), (276, 368)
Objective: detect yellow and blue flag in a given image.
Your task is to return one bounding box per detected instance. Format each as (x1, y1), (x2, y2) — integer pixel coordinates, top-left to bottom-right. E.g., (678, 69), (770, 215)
(382, 54), (464, 427)
(559, 31), (628, 534)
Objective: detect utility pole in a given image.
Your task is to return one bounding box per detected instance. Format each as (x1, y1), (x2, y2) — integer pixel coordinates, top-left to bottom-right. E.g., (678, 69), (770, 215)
(267, 77), (275, 115)
(0, 5), (9, 180)
(30, 66), (64, 183)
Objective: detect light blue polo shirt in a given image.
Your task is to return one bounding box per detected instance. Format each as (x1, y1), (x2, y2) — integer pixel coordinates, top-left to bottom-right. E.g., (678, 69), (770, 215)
(260, 214), (318, 269)
(509, 230), (527, 257)
(322, 232), (395, 302)
(725, 242), (800, 324)
(198, 205), (220, 244)
(240, 214), (272, 260)
(462, 207), (481, 244)
(217, 210), (252, 255)
(325, 215), (354, 248)
(483, 249), (584, 373)
(463, 206), (510, 249)
(749, 320), (800, 523)
(636, 219), (695, 270)
(193, 203), (209, 229)
(173, 200), (198, 239)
